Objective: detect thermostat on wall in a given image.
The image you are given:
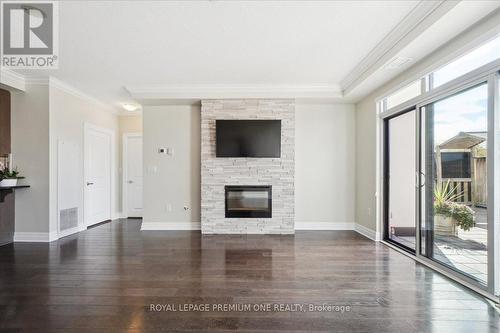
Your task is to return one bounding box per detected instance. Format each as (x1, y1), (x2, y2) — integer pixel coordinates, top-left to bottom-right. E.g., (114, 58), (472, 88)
(158, 148), (173, 156)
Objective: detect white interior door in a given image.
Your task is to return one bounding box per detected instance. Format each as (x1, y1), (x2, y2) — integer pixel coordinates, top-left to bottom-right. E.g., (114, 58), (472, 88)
(84, 125), (112, 226)
(124, 134), (143, 217)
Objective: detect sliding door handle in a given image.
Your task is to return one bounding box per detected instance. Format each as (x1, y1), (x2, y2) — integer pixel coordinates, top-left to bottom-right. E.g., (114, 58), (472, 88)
(415, 172), (426, 188)
(419, 172), (426, 188)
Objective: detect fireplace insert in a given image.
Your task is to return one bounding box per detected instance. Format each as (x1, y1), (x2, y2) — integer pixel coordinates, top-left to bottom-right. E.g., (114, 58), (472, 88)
(225, 185), (272, 218)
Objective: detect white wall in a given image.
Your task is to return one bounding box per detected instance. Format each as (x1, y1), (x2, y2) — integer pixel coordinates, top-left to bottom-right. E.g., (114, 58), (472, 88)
(143, 105), (201, 227)
(119, 115), (142, 134)
(143, 102), (356, 230)
(49, 82), (119, 234)
(295, 104), (355, 228)
(355, 96), (378, 233)
(11, 84), (50, 234)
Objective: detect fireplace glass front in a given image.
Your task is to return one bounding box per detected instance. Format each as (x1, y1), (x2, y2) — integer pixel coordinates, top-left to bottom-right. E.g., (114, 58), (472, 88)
(225, 186), (272, 218)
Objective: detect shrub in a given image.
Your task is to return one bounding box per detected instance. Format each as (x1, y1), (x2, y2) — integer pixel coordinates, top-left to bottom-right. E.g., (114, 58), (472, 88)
(435, 201), (475, 232)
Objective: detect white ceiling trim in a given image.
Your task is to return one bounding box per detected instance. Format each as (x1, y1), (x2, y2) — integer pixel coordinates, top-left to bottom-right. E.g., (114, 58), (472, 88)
(0, 68), (26, 91)
(49, 77), (118, 114)
(340, 0), (459, 96)
(5, 73), (118, 114)
(126, 84), (343, 101)
(24, 77), (51, 85)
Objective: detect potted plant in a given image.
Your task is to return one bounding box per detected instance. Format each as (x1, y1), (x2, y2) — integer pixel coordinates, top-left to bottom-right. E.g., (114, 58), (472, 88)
(0, 166), (22, 187)
(434, 180), (475, 236)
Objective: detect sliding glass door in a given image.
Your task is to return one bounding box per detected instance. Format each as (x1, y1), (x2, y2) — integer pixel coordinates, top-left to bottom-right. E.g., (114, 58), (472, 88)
(420, 83), (489, 285)
(384, 110), (417, 251)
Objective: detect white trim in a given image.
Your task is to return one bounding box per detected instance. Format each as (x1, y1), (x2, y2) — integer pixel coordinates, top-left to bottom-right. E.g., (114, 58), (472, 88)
(57, 226), (83, 239)
(341, 0), (457, 94)
(50, 77), (118, 114)
(126, 84), (342, 101)
(0, 68), (25, 91)
(380, 60), (500, 117)
(493, 72), (500, 296)
(122, 132), (143, 218)
(83, 122), (116, 228)
(355, 223), (381, 241)
(294, 222), (355, 231)
(376, 101), (384, 247)
(112, 212), (126, 220)
(24, 76), (50, 85)
(14, 231), (58, 242)
(140, 222), (201, 231)
(0, 73), (117, 114)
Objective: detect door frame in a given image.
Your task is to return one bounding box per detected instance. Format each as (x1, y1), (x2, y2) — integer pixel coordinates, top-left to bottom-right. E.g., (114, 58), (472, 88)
(414, 79), (491, 292)
(122, 132), (142, 218)
(83, 122), (116, 227)
(377, 65), (500, 300)
(382, 107), (418, 253)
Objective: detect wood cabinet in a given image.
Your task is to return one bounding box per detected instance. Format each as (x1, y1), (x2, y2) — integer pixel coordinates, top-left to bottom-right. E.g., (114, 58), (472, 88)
(0, 192), (14, 246)
(0, 89), (11, 155)
(0, 88), (13, 246)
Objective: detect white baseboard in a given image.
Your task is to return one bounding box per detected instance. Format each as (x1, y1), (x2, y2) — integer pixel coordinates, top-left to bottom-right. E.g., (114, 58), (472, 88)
(140, 222), (201, 231)
(354, 223), (380, 241)
(112, 212), (126, 220)
(57, 225), (83, 239)
(293, 222), (380, 241)
(14, 231), (58, 242)
(294, 222), (355, 230)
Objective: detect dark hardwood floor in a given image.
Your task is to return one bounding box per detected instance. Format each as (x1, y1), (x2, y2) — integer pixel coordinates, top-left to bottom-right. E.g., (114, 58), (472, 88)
(1, 219), (499, 332)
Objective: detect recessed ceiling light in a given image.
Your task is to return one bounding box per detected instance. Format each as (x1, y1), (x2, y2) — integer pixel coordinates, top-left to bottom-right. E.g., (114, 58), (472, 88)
(384, 57), (413, 69)
(122, 103), (140, 112)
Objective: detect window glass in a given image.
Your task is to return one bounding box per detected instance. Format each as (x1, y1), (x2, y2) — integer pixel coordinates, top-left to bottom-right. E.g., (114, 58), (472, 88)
(421, 83), (488, 284)
(441, 152), (471, 178)
(433, 35), (500, 88)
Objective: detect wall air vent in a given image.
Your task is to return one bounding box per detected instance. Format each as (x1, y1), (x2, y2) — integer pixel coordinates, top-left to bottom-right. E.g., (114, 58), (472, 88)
(60, 207), (78, 231)
(384, 57), (413, 69)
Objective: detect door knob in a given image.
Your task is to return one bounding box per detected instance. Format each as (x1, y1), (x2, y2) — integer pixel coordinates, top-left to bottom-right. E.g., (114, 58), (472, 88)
(86, 182), (94, 186)
(128, 180), (134, 184)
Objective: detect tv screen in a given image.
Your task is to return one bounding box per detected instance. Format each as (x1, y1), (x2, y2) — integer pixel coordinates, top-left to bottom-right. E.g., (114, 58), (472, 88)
(216, 120), (281, 158)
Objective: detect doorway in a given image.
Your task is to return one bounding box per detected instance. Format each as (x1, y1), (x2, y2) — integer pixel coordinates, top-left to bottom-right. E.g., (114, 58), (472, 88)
(84, 124), (113, 227)
(123, 133), (143, 218)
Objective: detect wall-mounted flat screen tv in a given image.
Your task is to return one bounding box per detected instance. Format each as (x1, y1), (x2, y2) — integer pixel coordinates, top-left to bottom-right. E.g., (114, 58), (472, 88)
(216, 120), (281, 158)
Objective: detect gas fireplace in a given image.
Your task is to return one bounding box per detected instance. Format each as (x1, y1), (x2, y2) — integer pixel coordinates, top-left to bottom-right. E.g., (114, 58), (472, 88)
(225, 186), (272, 218)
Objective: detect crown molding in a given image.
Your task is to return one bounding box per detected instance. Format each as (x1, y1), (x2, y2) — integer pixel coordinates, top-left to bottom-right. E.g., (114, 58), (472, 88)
(49, 77), (119, 114)
(0, 67), (26, 91)
(340, 0), (459, 95)
(5, 72), (118, 114)
(24, 76), (50, 85)
(126, 84), (343, 101)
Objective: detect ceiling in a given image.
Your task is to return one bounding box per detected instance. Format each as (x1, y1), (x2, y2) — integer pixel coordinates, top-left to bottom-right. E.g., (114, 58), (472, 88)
(5, 1), (500, 112)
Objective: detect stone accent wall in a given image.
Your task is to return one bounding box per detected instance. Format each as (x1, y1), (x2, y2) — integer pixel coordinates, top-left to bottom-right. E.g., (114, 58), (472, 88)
(201, 99), (295, 234)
